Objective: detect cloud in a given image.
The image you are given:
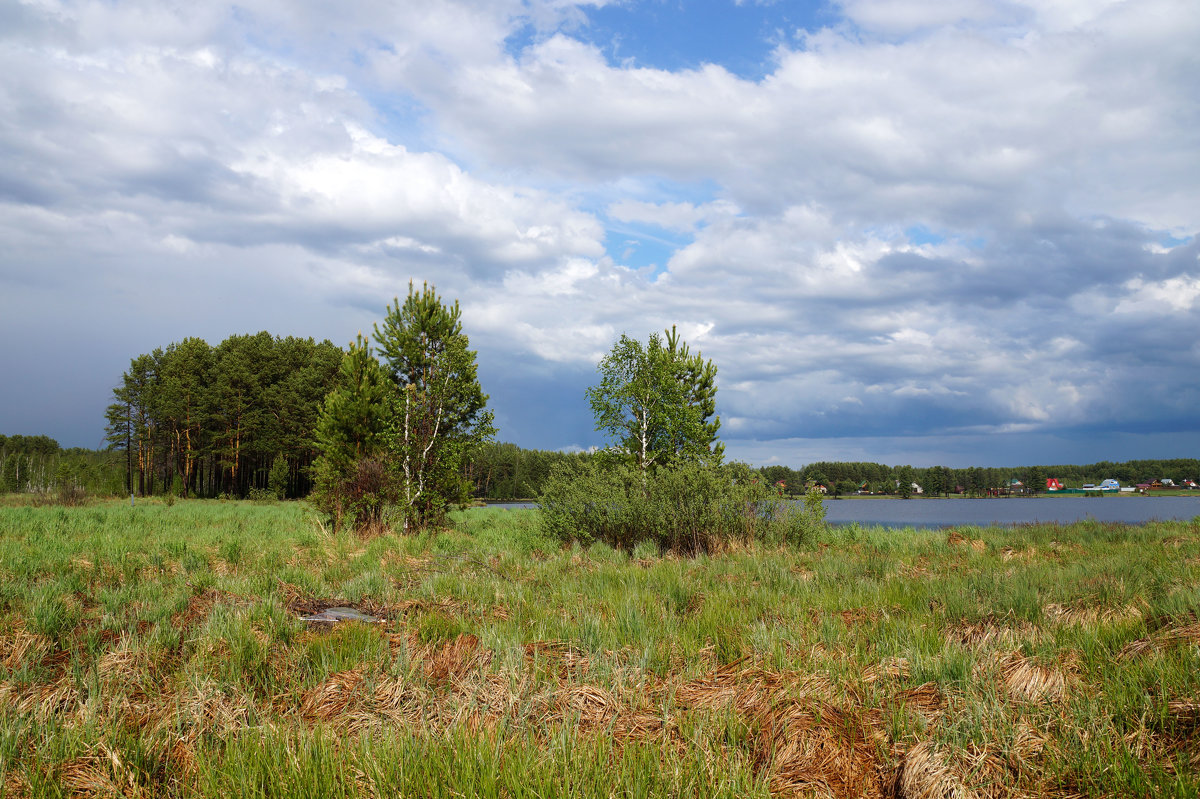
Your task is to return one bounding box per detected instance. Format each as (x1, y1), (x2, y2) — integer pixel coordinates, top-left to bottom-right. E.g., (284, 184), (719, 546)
(606, 199), (739, 233)
(0, 0), (1197, 467)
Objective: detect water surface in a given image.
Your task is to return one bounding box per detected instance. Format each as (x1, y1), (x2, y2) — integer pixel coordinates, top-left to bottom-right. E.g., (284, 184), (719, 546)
(485, 496), (1200, 528)
(819, 496), (1200, 528)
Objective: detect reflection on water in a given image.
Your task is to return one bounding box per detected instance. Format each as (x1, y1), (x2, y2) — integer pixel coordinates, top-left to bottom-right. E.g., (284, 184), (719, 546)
(484, 496), (1200, 528)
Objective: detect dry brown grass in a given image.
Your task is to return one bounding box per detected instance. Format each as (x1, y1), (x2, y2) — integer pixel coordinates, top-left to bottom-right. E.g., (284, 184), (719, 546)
(524, 639), (593, 678)
(947, 532), (987, 553)
(58, 744), (149, 799)
(0, 625), (52, 671)
(893, 683), (948, 721)
(424, 632), (491, 684)
(149, 678), (253, 749)
(1043, 601), (1144, 627)
(2, 772), (30, 798)
(0, 676), (80, 722)
(0, 618), (1162, 799)
(668, 661), (889, 797)
(889, 741), (971, 799)
(171, 587), (246, 631)
(812, 608), (881, 627)
(988, 651), (1075, 704)
(862, 657), (911, 684)
(761, 702), (887, 798)
(944, 616), (1044, 650)
(301, 666), (368, 721)
(1118, 619), (1200, 660)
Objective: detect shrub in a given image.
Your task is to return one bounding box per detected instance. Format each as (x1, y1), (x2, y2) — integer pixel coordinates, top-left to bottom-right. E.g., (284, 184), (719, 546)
(539, 460), (825, 554)
(311, 457), (390, 533)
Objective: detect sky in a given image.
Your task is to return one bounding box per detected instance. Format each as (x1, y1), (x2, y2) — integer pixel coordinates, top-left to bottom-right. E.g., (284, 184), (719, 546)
(1, 0), (1198, 469)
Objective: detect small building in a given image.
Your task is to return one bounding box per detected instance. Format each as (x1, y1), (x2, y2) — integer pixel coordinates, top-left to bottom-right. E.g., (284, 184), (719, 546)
(1099, 479), (1120, 491)
(1046, 478), (1064, 491)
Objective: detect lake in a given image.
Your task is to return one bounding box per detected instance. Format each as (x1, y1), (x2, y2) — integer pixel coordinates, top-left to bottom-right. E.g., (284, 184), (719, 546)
(819, 496), (1200, 528)
(485, 496), (1200, 528)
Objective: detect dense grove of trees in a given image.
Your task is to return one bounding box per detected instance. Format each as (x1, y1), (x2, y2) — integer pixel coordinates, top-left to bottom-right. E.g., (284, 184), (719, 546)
(103, 333), (343, 498)
(5, 421), (1198, 504)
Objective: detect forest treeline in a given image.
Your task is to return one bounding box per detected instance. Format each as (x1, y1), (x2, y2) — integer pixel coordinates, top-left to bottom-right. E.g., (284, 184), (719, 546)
(0, 434), (125, 496)
(4, 428), (1196, 501)
(466, 443), (593, 500)
(759, 459), (1200, 497)
(101, 333), (344, 498)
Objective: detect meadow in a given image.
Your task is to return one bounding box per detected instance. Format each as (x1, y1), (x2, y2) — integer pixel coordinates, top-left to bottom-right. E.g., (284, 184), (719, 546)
(0, 498), (1198, 797)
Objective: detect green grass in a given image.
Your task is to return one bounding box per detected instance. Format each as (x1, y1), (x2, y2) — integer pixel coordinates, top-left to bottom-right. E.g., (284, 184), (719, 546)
(0, 500), (1198, 797)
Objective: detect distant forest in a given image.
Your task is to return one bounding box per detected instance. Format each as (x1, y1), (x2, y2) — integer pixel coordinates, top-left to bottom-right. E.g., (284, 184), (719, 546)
(3, 429), (1197, 502)
(757, 460), (1200, 497)
(2, 330), (1197, 501)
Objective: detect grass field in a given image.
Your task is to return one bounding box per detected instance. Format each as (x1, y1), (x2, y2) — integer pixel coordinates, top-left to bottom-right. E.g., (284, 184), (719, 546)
(1, 498), (1198, 797)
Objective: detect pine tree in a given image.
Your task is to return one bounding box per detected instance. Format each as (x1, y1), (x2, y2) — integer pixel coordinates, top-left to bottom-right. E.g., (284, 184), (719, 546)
(157, 337), (213, 497)
(664, 326), (723, 466)
(374, 283), (494, 531)
(311, 334), (390, 531)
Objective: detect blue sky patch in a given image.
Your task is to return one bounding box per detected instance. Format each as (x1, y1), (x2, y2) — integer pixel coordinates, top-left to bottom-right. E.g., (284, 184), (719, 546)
(904, 225), (945, 246)
(511, 0), (833, 80)
(604, 223), (691, 276)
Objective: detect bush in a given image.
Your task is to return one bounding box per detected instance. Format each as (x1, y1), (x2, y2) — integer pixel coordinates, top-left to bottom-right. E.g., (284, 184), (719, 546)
(311, 457), (390, 533)
(539, 460), (825, 554)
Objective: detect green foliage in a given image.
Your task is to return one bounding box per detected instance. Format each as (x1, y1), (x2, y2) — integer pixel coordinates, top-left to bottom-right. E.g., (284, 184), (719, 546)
(311, 283), (494, 533)
(0, 435), (123, 497)
(465, 442), (594, 500)
(757, 459), (1200, 498)
(311, 336), (390, 531)
(268, 455), (289, 501)
(28, 583), (82, 641)
(1025, 464), (1046, 495)
(101, 333), (342, 498)
(539, 459), (825, 554)
(587, 330), (720, 472)
(664, 325), (724, 465)
(374, 282), (495, 532)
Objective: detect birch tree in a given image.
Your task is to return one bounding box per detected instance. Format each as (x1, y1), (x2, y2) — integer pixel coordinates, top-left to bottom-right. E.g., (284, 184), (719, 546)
(375, 283), (494, 531)
(587, 332), (711, 473)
